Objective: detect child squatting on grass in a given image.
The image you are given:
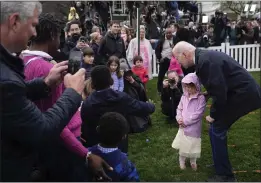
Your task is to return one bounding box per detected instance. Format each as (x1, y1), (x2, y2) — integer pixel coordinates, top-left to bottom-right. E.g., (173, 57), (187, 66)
(172, 73), (206, 170)
(88, 112), (140, 181)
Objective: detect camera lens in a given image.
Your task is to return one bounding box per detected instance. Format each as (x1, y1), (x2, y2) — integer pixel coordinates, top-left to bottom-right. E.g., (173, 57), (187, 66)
(168, 79), (176, 85)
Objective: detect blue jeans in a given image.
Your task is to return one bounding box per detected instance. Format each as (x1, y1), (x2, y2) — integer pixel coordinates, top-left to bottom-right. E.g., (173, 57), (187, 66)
(150, 40), (159, 49)
(209, 123), (234, 176)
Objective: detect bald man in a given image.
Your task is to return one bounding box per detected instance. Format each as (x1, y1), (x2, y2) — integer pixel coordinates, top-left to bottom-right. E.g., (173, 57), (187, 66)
(155, 28), (175, 94)
(173, 41), (261, 182)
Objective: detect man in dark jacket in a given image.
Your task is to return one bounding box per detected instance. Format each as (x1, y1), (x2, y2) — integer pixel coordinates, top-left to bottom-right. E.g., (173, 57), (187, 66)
(98, 21), (126, 65)
(155, 28), (175, 94)
(62, 20), (88, 58)
(81, 66), (155, 153)
(120, 63), (151, 133)
(210, 11), (226, 46)
(252, 20), (259, 43)
(173, 41), (261, 182)
(0, 2), (112, 181)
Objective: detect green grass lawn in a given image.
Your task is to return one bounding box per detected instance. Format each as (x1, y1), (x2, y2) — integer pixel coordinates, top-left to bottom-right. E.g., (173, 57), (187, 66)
(128, 71), (261, 182)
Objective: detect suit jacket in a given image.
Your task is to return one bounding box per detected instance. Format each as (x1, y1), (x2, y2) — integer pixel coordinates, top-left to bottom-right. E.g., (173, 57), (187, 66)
(195, 49), (261, 126)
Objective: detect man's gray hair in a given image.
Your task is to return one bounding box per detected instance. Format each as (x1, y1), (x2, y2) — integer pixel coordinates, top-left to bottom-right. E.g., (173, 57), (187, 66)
(140, 25), (145, 31)
(0, 1), (42, 24)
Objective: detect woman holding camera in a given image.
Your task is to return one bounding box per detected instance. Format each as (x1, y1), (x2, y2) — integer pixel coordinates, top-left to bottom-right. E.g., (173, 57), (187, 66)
(120, 63), (152, 133)
(161, 70), (183, 124)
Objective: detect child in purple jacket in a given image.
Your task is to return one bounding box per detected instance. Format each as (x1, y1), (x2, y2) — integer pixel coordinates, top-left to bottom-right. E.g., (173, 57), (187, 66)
(107, 56), (124, 92)
(172, 73), (206, 171)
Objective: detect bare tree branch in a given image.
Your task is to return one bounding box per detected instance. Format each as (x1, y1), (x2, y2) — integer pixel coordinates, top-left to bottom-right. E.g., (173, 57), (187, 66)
(221, 1), (253, 15)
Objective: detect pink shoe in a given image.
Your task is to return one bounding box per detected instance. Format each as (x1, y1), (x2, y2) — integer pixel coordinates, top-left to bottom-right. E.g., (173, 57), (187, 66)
(191, 163), (197, 171)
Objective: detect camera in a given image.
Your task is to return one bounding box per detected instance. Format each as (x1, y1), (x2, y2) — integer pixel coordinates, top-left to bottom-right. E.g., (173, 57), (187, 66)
(79, 36), (87, 44)
(68, 59), (81, 75)
(68, 51), (82, 75)
(124, 70), (133, 77)
(203, 34), (208, 41)
(168, 79), (176, 86)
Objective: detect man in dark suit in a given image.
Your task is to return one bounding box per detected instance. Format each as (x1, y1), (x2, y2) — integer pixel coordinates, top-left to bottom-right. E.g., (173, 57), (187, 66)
(173, 41), (261, 182)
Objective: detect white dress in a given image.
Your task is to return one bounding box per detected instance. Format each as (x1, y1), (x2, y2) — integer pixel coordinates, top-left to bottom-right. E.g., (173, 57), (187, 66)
(172, 128), (201, 158)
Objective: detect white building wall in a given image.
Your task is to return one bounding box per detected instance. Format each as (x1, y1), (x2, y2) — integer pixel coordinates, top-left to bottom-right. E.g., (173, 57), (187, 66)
(201, 2), (221, 17)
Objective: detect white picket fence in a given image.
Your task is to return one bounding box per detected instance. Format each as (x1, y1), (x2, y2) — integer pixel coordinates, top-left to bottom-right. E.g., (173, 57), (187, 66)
(151, 43), (261, 77)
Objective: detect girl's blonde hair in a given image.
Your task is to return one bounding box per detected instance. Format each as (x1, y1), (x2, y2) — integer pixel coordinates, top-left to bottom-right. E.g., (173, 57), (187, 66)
(83, 78), (95, 99)
(90, 32), (100, 44)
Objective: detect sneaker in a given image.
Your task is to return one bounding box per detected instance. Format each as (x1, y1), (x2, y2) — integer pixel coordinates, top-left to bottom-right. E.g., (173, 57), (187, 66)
(191, 163), (197, 171)
(206, 175), (237, 182)
(180, 163), (186, 170)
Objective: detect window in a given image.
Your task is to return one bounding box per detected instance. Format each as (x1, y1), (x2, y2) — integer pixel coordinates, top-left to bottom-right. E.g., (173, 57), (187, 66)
(112, 1), (126, 14)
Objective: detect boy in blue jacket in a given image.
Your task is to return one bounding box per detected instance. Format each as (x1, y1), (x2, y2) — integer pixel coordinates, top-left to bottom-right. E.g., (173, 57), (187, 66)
(88, 112), (140, 182)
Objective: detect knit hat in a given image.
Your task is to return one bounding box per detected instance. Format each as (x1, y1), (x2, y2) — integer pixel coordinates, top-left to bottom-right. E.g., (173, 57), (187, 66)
(119, 58), (127, 64)
(120, 62), (129, 71)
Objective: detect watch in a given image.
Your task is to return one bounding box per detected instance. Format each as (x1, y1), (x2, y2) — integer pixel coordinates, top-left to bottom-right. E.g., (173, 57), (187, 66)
(86, 151), (92, 160)
(85, 151), (92, 166)
(87, 151), (92, 158)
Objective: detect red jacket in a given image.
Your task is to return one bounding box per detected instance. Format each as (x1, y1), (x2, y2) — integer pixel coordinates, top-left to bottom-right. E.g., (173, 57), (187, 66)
(132, 66), (149, 84)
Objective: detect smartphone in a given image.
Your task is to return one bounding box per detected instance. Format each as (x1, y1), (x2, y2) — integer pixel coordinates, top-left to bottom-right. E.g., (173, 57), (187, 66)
(68, 51), (82, 74)
(79, 36), (87, 44)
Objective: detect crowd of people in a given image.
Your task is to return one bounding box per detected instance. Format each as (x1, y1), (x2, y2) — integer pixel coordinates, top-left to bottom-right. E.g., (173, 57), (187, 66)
(1, 1), (261, 182)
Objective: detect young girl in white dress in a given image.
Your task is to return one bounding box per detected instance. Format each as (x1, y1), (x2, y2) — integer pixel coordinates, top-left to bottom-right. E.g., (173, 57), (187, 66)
(172, 73), (206, 170)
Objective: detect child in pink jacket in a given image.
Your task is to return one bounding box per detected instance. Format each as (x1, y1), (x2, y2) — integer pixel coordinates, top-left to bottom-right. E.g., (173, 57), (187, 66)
(21, 50), (87, 158)
(172, 73), (206, 171)
(168, 56), (184, 77)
